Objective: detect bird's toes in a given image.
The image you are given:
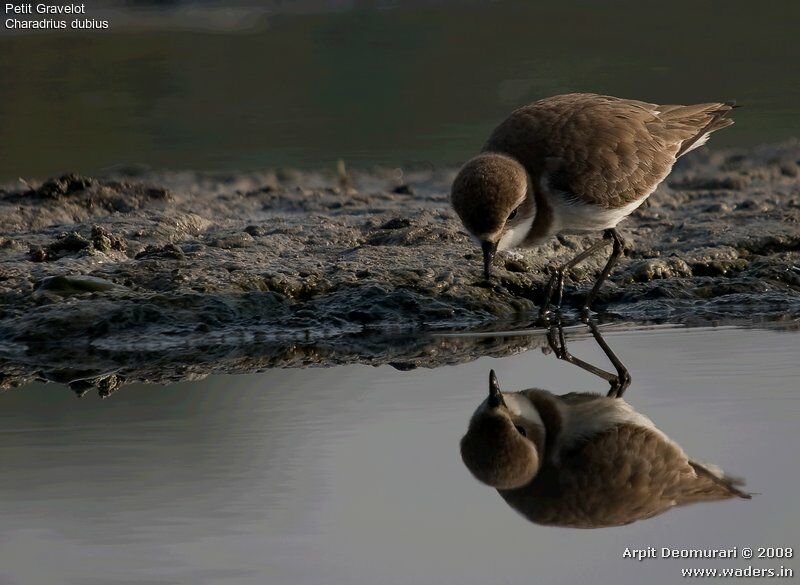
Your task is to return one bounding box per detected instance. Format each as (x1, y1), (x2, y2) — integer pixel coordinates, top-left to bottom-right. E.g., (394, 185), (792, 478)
(538, 306), (556, 323)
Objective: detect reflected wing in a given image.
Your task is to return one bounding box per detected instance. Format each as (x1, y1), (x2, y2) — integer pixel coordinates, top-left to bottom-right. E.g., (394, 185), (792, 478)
(501, 423), (746, 528)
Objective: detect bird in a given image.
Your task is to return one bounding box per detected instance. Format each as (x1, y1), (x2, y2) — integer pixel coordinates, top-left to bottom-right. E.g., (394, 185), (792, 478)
(459, 320), (750, 529)
(450, 93), (736, 314)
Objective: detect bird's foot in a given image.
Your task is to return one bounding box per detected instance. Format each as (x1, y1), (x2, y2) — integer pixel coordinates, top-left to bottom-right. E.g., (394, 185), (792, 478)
(537, 306), (557, 325)
(538, 297), (565, 322)
(608, 370), (632, 398)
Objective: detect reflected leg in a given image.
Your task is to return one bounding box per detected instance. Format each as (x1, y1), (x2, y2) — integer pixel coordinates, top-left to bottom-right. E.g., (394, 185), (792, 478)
(545, 316), (631, 398)
(585, 318), (631, 397)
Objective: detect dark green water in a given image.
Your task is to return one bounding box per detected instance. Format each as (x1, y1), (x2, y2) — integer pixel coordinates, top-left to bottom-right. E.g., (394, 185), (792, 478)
(1, 0), (798, 182)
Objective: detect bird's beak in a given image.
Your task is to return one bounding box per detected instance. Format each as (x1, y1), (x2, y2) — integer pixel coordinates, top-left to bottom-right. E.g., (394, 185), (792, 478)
(481, 241), (497, 280)
(487, 369), (505, 408)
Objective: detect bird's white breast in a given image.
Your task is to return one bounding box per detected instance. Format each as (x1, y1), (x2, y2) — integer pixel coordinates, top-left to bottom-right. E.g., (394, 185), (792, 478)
(551, 196), (647, 233)
(557, 398), (683, 455)
(498, 215), (535, 251)
(538, 172), (666, 235)
(503, 392), (544, 427)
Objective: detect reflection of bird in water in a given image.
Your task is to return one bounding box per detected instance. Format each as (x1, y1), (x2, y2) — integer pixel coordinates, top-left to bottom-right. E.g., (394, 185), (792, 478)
(460, 320), (750, 528)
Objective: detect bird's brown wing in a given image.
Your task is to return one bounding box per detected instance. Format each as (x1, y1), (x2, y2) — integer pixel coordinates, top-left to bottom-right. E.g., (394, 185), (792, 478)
(500, 423), (746, 528)
(483, 93), (734, 209)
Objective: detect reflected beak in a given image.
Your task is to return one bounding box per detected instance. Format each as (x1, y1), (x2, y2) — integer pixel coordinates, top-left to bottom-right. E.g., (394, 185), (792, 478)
(481, 241), (497, 280)
(487, 369), (505, 408)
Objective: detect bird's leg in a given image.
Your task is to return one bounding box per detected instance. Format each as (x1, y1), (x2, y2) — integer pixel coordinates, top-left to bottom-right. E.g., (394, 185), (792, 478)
(545, 316), (621, 390)
(585, 318), (631, 398)
(581, 228), (625, 315)
(540, 267), (565, 318)
(545, 315), (566, 355)
(539, 235), (613, 317)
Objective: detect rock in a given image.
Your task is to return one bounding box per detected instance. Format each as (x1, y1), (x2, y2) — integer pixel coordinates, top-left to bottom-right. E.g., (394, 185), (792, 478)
(380, 217), (412, 230)
(622, 258), (693, 283)
(91, 225), (126, 253)
(0, 237), (20, 251)
(48, 231), (92, 255)
(683, 246), (748, 276)
(391, 184), (415, 195)
(209, 233), (255, 249)
(244, 225), (266, 237)
(32, 174), (96, 199)
(98, 374), (122, 398)
(504, 256), (533, 273)
(25, 226), (126, 262)
(736, 199), (770, 212)
(28, 246), (48, 262)
(35, 275), (123, 296)
(703, 202), (732, 213)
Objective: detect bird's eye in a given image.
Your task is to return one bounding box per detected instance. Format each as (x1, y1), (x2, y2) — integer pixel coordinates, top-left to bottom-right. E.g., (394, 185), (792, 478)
(508, 206), (520, 221)
(514, 425), (527, 437)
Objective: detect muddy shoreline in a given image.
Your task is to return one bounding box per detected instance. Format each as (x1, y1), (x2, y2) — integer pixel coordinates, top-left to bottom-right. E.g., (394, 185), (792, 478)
(1, 142), (799, 390)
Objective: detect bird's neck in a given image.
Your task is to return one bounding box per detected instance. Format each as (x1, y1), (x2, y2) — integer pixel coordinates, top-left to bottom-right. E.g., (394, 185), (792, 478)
(523, 183), (555, 246)
(521, 390), (563, 464)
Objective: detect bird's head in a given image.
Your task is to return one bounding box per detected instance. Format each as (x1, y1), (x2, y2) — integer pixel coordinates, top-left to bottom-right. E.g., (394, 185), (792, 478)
(450, 153), (535, 279)
(460, 370), (545, 490)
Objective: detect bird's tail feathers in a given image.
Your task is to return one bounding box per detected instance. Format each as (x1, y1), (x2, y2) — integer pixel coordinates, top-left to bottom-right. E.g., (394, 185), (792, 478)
(665, 101), (737, 158)
(690, 460), (752, 500)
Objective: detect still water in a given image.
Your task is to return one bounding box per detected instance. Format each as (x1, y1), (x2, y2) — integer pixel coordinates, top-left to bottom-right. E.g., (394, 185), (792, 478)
(1, 325), (798, 584)
(1, 0), (799, 181)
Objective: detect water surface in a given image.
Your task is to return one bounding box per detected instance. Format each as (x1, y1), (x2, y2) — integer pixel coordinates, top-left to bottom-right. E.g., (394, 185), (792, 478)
(1, 0), (798, 181)
(1, 326), (798, 584)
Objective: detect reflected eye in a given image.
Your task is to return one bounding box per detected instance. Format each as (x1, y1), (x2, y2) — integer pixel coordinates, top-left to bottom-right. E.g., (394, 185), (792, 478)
(514, 425), (527, 437)
(508, 207), (519, 221)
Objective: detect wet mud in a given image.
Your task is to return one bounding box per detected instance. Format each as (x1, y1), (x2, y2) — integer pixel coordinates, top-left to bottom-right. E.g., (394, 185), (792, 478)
(1, 142), (799, 390)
